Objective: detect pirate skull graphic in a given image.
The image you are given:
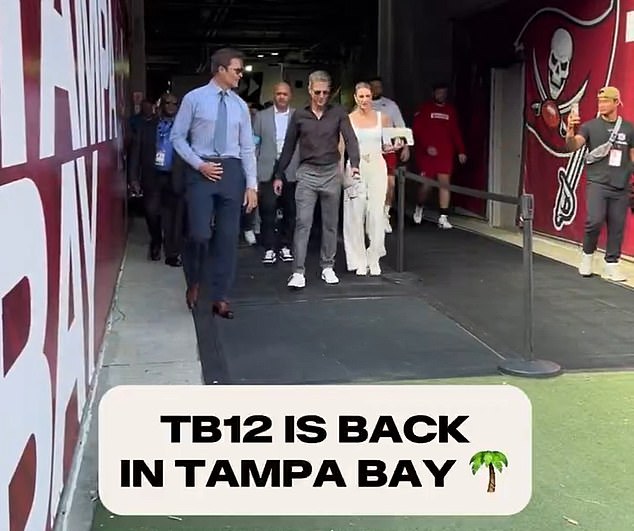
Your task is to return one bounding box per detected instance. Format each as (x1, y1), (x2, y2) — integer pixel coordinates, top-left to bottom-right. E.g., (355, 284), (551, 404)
(548, 28), (573, 99)
(531, 27), (587, 137)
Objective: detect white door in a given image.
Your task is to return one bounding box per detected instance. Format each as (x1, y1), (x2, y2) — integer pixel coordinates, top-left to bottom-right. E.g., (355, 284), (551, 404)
(489, 63), (525, 229)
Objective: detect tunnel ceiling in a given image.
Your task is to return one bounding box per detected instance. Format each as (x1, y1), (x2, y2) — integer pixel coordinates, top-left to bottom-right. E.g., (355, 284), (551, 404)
(145, 0), (376, 74)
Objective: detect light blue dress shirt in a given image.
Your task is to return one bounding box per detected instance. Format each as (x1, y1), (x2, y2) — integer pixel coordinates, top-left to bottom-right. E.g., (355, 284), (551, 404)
(170, 80), (258, 190)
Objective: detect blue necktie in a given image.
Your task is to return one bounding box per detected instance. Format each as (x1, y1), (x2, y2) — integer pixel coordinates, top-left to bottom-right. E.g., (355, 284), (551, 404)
(214, 91), (227, 155)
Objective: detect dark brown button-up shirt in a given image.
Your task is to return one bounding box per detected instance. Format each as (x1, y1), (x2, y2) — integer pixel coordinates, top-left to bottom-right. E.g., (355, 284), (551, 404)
(275, 103), (360, 180)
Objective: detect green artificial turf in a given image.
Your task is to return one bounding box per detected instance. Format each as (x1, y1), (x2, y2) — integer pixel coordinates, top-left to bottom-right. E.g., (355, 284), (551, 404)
(92, 372), (634, 531)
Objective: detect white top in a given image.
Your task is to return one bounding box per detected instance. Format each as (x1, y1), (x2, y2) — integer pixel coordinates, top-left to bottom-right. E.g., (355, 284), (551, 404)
(274, 106), (290, 156)
(371, 96), (405, 127)
(352, 112), (383, 158)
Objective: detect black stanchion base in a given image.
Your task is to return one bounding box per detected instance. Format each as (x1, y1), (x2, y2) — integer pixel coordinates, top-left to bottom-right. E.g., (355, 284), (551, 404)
(498, 359), (563, 378)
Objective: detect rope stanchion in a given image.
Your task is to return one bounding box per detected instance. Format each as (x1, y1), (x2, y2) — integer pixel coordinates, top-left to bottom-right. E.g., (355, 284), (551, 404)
(395, 171), (562, 378)
(498, 194), (562, 378)
(396, 168), (405, 273)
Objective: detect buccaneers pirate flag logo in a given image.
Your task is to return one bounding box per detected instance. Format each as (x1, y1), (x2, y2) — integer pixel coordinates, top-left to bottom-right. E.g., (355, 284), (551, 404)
(515, 0), (619, 232)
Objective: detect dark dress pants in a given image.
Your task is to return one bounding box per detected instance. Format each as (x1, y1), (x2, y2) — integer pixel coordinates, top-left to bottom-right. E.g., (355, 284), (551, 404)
(583, 181), (630, 262)
(143, 170), (184, 258)
(258, 179), (297, 251)
(183, 158), (246, 301)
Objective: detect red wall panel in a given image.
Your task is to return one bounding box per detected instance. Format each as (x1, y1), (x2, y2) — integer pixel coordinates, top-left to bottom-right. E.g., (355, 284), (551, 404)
(454, 0), (634, 256)
(518, 0), (634, 255)
(0, 1), (129, 530)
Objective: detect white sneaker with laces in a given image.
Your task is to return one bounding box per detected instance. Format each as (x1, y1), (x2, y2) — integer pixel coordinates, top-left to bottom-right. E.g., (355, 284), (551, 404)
(369, 263), (381, 276)
(578, 253), (593, 277)
(244, 230), (256, 245)
(438, 215), (453, 229)
(321, 268), (340, 284)
(279, 247), (293, 262)
(602, 262), (627, 282)
(287, 273), (306, 289)
(262, 249), (276, 264)
(413, 205), (423, 224)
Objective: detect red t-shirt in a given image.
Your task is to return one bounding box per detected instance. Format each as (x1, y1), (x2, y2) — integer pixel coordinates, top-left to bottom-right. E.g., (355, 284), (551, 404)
(412, 101), (465, 159)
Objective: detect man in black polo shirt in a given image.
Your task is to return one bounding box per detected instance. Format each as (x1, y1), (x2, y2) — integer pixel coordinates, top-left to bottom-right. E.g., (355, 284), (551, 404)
(274, 70), (360, 289)
(566, 86), (634, 282)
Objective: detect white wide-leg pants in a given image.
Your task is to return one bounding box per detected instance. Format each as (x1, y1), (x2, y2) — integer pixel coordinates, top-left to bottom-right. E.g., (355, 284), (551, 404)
(343, 156), (388, 273)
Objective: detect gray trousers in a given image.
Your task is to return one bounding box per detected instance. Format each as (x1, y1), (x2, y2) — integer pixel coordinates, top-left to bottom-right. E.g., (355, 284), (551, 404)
(583, 181), (630, 262)
(293, 162), (342, 274)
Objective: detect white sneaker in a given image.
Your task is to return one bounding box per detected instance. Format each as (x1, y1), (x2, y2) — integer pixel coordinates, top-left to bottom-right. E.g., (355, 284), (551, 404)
(262, 249), (276, 264)
(244, 230), (256, 245)
(279, 247), (293, 262)
(578, 253), (593, 277)
(438, 215), (453, 229)
(413, 205), (423, 224)
(287, 273), (306, 289)
(321, 268), (340, 284)
(602, 262), (627, 282)
(356, 267), (368, 276)
(369, 263), (381, 276)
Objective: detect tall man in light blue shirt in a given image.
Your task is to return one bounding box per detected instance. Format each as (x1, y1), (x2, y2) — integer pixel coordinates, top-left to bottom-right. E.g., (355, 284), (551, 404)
(170, 48), (258, 319)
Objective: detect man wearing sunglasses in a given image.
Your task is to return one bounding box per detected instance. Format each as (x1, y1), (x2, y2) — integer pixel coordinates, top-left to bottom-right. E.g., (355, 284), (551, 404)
(171, 48), (258, 318)
(128, 92), (185, 267)
(274, 70), (360, 289)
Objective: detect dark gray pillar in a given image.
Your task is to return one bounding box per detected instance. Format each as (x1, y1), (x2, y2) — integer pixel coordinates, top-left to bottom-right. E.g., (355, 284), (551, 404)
(128, 0), (146, 105)
(377, 0), (395, 96)
(377, 0), (455, 123)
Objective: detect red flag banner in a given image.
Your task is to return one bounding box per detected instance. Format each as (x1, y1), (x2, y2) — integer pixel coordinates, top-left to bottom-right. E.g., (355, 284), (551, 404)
(516, 0), (634, 256)
(517, 0), (620, 236)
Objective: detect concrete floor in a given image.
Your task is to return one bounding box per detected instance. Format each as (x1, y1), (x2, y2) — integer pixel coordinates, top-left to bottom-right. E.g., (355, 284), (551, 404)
(55, 217), (202, 531)
(449, 213), (634, 288)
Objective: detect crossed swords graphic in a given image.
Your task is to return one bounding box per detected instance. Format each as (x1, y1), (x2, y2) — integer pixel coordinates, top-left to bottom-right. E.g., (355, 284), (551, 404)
(553, 147), (588, 230)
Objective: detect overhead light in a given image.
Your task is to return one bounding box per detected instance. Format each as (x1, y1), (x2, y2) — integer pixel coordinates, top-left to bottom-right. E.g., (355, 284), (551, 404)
(245, 65), (253, 72)
(257, 54), (264, 58)
(271, 52), (279, 56)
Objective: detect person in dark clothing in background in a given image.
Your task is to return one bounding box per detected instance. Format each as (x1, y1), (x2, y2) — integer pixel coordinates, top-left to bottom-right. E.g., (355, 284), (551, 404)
(240, 102), (264, 245)
(128, 93), (185, 267)
(253, 82), (300, 264)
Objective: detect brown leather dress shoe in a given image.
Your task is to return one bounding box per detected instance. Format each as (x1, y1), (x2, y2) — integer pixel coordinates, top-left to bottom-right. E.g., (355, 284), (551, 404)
(186, 284), (199, 310)
(212, 301), (234, 319)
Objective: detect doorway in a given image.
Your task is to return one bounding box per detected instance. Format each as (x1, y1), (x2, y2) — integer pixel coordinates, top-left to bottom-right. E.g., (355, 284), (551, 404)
(488, 62), (525, 229)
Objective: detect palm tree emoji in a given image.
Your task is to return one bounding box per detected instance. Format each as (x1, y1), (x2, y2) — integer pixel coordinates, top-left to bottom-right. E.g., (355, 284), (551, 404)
(470, 451), (508, 493)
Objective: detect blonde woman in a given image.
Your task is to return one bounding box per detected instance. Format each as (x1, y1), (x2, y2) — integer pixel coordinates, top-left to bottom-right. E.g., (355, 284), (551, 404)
(343, 82), (397, 276)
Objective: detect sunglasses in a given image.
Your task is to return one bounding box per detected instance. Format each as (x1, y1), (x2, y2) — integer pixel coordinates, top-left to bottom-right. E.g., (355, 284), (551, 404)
(313, 90), (330, 96)
(164, 100), (178, 105)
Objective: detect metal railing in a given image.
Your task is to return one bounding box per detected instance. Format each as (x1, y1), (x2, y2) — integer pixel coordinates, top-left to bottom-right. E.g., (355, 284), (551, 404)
(395, 167), (562, 378)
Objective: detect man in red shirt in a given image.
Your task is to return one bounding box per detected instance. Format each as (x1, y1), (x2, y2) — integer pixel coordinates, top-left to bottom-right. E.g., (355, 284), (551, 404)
(412, 82), (466, 229)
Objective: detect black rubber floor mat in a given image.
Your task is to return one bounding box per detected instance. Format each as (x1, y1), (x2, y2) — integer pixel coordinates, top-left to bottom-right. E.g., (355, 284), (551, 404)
(195, 296), (502, 384)
(384, 220), (634, 371)
(191, 218), (634, 384)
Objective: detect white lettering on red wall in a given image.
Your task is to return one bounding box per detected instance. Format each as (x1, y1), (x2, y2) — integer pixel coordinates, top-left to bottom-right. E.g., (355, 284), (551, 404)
(40, 0), (83, 157)
(1, 179), (53, 531)
(0, 0), (28, 168)
(0, 1), (129, 530)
